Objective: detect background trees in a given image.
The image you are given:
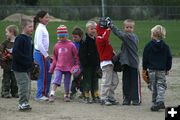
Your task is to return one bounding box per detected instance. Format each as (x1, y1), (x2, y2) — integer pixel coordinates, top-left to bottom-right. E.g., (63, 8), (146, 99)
(0, 0), (180, 6)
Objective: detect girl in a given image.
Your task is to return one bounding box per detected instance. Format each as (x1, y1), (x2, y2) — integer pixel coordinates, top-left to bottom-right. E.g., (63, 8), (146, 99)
(33, 10), (52, 101)
(48, 25), (79, 102)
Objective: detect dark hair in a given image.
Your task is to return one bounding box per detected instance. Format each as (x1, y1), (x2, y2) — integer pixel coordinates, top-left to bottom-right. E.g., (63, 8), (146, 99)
(72, 27), (84, 38)
(33, 10), (48, 29)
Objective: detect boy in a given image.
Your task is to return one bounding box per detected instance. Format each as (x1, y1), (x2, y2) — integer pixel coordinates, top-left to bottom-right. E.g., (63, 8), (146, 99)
(70, 27), (84, 99)
(12, 18), (34, 111)
(0, 25), (19, 98)
(108, 19), (141, 105)
(79, 21), (100, 103)
(96, 17), (119, 106)
(142, 25), (172, 111)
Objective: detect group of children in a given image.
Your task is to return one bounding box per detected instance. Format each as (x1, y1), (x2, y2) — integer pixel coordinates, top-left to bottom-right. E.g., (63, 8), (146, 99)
(0, 10), (172, 112)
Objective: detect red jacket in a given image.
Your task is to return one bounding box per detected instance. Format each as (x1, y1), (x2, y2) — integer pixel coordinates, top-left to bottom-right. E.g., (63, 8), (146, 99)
(96, 24), (114, 62)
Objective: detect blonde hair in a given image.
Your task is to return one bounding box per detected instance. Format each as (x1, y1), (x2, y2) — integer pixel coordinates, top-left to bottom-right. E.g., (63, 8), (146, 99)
(151, 25), (166, 39)
(6, 25), (19, 36)
(86, 20), (97, 28)
(123, 19), (135, 26)
(21, 18), (33, 30)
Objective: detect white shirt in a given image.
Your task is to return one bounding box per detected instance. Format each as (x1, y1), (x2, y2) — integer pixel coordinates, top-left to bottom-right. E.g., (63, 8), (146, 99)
(34, 23), (49, 57)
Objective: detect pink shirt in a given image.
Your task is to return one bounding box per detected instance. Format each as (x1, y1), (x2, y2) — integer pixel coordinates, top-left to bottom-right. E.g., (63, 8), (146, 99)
(49, 40), (79, 73)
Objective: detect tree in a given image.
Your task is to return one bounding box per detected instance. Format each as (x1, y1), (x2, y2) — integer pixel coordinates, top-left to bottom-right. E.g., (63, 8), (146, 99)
(24, 0), (39, 5)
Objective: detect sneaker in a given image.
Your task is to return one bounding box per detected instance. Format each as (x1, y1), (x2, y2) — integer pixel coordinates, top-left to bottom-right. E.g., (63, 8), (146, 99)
(64, 96), (70, 102)
(109, 99), (119, 105)
(18, 103), (32, 111)
(132, 100), (141, 106)
(82, 97), (92, 104)
(70, 93), (76, 100)
(122, 98), (131, 105)
(101, 99), (112, 106)
(12, 94), (19, 98)
(78, 93), (84, 99)
(48, 95), (55, 102)
(35, 96), (49, 101)
(2, 94), (11, 98)
(151, 101), (165, 111)
(92, 97), (101, 103)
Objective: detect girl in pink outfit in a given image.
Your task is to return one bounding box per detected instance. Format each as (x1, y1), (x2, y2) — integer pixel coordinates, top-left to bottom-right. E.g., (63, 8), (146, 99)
(49, 25), (79, 102)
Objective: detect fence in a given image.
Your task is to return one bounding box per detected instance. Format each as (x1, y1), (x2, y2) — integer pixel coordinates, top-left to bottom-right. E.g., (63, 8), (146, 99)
(0, 5), (180, 20)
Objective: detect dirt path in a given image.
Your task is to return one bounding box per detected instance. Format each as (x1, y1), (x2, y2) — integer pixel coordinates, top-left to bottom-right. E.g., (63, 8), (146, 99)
(0, 58), (180, 120)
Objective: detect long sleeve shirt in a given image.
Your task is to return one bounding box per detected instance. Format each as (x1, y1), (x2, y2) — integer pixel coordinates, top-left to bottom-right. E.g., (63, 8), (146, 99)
(12, 34), (33, 72)
(96, 24), (114, 61)
(49, 40), (79, 73)
(111, 25), (139, 69)
(143, 39), (172, 71)
(34, 23), (49, 58)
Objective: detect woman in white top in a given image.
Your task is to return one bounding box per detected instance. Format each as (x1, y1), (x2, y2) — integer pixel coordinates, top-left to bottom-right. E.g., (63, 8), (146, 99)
(33, 10), (52, 101)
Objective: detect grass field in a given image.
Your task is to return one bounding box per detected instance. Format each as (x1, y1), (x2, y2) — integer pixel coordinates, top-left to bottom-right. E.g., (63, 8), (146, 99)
(0, 20), (180, 56)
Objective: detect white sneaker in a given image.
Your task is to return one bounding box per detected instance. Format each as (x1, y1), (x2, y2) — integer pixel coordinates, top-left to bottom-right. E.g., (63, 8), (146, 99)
(39, 96), (49, 101)
(35, 96), (49, 101)
(18, 103), (32, 111)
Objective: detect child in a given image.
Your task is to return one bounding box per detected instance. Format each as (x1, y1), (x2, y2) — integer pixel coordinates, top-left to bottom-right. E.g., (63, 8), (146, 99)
(0, 25), (19, 98)
(78, 21), (100, 103)
(12, 18), (34, 111)
(142, 25), (172, 111)
(48, 25), (79, 102)
(70, 27), (84, 99)
(96, 17), (119, 106)
(33, 10), (52, 101)
(109, 19), (141, 105)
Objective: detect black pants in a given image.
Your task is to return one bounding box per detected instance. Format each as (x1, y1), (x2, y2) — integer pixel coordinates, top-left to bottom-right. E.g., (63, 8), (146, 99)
(122, 65), (141, 102)
(1, 70), (18, 96)
(82, 66), (99, 98)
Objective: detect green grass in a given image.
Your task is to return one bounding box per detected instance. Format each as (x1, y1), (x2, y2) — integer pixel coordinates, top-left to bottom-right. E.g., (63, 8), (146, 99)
(0, 20), (180, 56)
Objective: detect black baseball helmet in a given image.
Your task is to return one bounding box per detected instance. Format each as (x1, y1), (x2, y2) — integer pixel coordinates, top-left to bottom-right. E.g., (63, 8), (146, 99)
(99, 17), (108, 28)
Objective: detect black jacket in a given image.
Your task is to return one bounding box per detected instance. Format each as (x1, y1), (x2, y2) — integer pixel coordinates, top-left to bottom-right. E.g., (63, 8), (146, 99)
(79, 33), (100, 67)
(142, 39), (172, 71)
(12, 34), (33, 72)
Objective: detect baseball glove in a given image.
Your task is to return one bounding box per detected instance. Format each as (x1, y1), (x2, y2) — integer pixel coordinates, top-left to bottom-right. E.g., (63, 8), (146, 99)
(30, 62), (40, 80)
(112, 54), (122, 72)
(96, 67), (102, 78)
(142, 70), (149, 84)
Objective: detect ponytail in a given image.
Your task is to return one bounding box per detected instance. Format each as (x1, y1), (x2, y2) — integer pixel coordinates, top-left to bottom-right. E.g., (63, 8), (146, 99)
(33, 10), (48, 30)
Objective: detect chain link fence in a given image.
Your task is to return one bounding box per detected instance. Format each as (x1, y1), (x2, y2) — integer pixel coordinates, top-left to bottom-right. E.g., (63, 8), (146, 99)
(0, 5), (180, 20)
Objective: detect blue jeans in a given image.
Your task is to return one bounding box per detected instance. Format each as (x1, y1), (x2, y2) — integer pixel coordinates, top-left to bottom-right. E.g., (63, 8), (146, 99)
(34, 50), (52, 99)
